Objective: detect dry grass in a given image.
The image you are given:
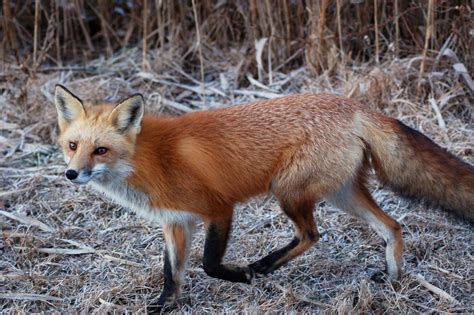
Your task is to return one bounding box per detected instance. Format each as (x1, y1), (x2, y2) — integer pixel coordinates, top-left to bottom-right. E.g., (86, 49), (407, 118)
(2, 1), (473, 74)
(1, 1), (473, 313)
(1, 45), (473, 313)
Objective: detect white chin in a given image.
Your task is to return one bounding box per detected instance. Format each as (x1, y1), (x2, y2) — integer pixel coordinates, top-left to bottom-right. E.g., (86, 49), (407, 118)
(69, 178), (91, 185)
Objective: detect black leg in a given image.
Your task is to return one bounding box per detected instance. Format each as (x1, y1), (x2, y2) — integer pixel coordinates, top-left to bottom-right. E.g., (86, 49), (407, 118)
(250, 237), (300, 276)
(157, 247), (178, 305)
(202, 219), (254, 284)
(148, 222), (194, 312)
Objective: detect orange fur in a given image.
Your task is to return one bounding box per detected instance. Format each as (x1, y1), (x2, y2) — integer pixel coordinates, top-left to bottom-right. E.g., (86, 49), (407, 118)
(126, 94), (368, 218)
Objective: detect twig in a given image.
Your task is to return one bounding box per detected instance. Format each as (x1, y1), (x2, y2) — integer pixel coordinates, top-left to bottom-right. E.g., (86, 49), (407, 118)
(0, 187), (30, 198)
(0, 273), (28, 281)
(0, 121), (19, 130)
(33, 0), (41, 66)
(0, 293), (62, 302)
(374, 0), (379, 64)
(250, 0), (258, 42)
(246, 74), (278, 92)
(0, 210), (55, 232)
(0, 165), (63, 172)
(191, 0), (205, 103)
(142, 0), (149, 70)
(427, 264), (464, 280)
(161, 98), (193, 113)
(14, 247), (96, 255)
(35, 66), (99, 73)
(99, 0), (112, 58)
(412, 273), (458, 303)
(317, 0), (327, 71)
(2, 0), (18, 59)
(100, 254), (145, 268)
(255, 38), (268, 81)
(418, 0), (434, 92)
(264, 0), (274, 85)
(73, 0), (94, 53)
(233, 89), (283, 99)
(136, 71), (224, 96)
(428, 97), (446, 130)
(336, 0), (344, 60)
(54, 0), (61, 64)
(394, 0), (400, 56)
(155, 0), (165, 64)
(452, 63), (474, 93)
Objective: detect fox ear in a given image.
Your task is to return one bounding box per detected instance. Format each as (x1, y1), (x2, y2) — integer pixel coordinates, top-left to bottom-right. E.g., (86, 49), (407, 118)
(109, 94), (145, 133)
(54, 84), (85, 131)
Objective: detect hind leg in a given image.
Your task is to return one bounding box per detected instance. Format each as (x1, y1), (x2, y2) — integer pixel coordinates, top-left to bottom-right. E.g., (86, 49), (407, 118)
(249, 196), (319, 276)
(326, 180), (403, 280)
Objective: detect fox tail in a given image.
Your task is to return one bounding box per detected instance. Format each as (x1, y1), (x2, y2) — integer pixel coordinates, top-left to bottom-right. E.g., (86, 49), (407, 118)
(359, 113), (474, 223)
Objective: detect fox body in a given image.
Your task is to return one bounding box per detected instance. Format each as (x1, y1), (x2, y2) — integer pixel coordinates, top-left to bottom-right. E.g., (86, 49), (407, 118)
(54, 85), (474, 309)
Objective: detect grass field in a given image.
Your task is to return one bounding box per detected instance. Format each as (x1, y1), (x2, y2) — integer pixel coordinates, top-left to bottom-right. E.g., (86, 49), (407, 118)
(1, 1), (473, 313)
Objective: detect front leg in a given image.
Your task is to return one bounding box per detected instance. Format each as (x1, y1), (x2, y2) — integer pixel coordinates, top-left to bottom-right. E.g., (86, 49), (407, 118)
(202, 215), (254, 284)
(151, 221), (195, 310)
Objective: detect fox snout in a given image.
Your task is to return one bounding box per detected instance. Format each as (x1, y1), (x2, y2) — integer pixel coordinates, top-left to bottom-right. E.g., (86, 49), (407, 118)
(65, 169), (79, 180)
(64, 163), (109, 184)
(65, 168), (93, 184)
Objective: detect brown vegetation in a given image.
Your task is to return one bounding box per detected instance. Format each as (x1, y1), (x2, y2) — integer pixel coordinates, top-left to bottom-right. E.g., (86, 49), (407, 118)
(1, 0), (473, 313)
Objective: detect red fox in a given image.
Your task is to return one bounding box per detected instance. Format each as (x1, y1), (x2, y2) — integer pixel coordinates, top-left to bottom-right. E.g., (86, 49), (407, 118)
(53, 85), (473, 309)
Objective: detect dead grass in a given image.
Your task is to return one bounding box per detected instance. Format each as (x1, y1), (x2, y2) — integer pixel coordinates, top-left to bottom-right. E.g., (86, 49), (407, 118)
(1, 44), (473, 313)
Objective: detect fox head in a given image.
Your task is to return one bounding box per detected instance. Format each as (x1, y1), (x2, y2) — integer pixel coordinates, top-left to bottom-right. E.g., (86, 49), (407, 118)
(54, 85), (144, 184)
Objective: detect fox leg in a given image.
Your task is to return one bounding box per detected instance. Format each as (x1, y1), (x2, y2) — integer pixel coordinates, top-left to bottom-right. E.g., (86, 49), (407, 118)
(153, 221), (195, 309)
(202, 214), (254, 283)
(249, 197), (319, 276)
(326, 180), (403, 280)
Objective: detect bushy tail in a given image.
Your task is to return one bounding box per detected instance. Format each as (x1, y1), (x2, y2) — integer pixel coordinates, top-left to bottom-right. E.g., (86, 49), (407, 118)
(360, 113), (474, 223)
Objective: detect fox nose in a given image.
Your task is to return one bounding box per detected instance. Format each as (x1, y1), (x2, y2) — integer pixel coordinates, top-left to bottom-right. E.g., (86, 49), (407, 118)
(65, 169), (78, 180)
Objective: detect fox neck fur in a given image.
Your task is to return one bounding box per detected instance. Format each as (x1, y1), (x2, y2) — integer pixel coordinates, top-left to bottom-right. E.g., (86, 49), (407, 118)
(89, 160), (197, 226)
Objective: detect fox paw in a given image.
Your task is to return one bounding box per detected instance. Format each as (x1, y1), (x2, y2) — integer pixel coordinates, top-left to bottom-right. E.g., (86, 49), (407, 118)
(235, 265), (255, 284)
(249, 260), (275, 278)
(370, 270), (401, 290)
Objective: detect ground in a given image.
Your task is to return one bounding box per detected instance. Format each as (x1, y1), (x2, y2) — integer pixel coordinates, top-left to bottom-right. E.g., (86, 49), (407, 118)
(1, 49), (473, 313)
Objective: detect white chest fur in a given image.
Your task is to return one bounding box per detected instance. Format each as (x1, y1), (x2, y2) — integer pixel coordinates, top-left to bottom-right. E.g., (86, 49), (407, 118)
(90, 178), (196, 226)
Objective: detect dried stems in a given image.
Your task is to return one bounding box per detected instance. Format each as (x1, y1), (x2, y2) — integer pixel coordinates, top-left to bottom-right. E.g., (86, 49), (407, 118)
(142, 0), (149, 70)
(54, 0), (61, 64)
(1, 1), (471, 86)
(394, 0), (400, 57)
(1, 0), (17, 61)
(336, 0), (343, 60)
(317, 0), (327, 71)
(374, 0), (379, 64)
(74, 0), (94, 53)
(0, 2), (473, 314)
(33, 0), (41, 67)
(155, 0), (164, 64)
(418, 0), (434, 92)
(264, 0), (274, 84)
(99, 0), (112, 58)
(192, 0), (205, 99)
(1, 46), (472, 313)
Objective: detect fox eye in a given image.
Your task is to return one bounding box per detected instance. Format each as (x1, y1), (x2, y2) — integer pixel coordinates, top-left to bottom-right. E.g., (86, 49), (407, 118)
(69, 142), (77, 151)
(94, 147), (108, 155)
